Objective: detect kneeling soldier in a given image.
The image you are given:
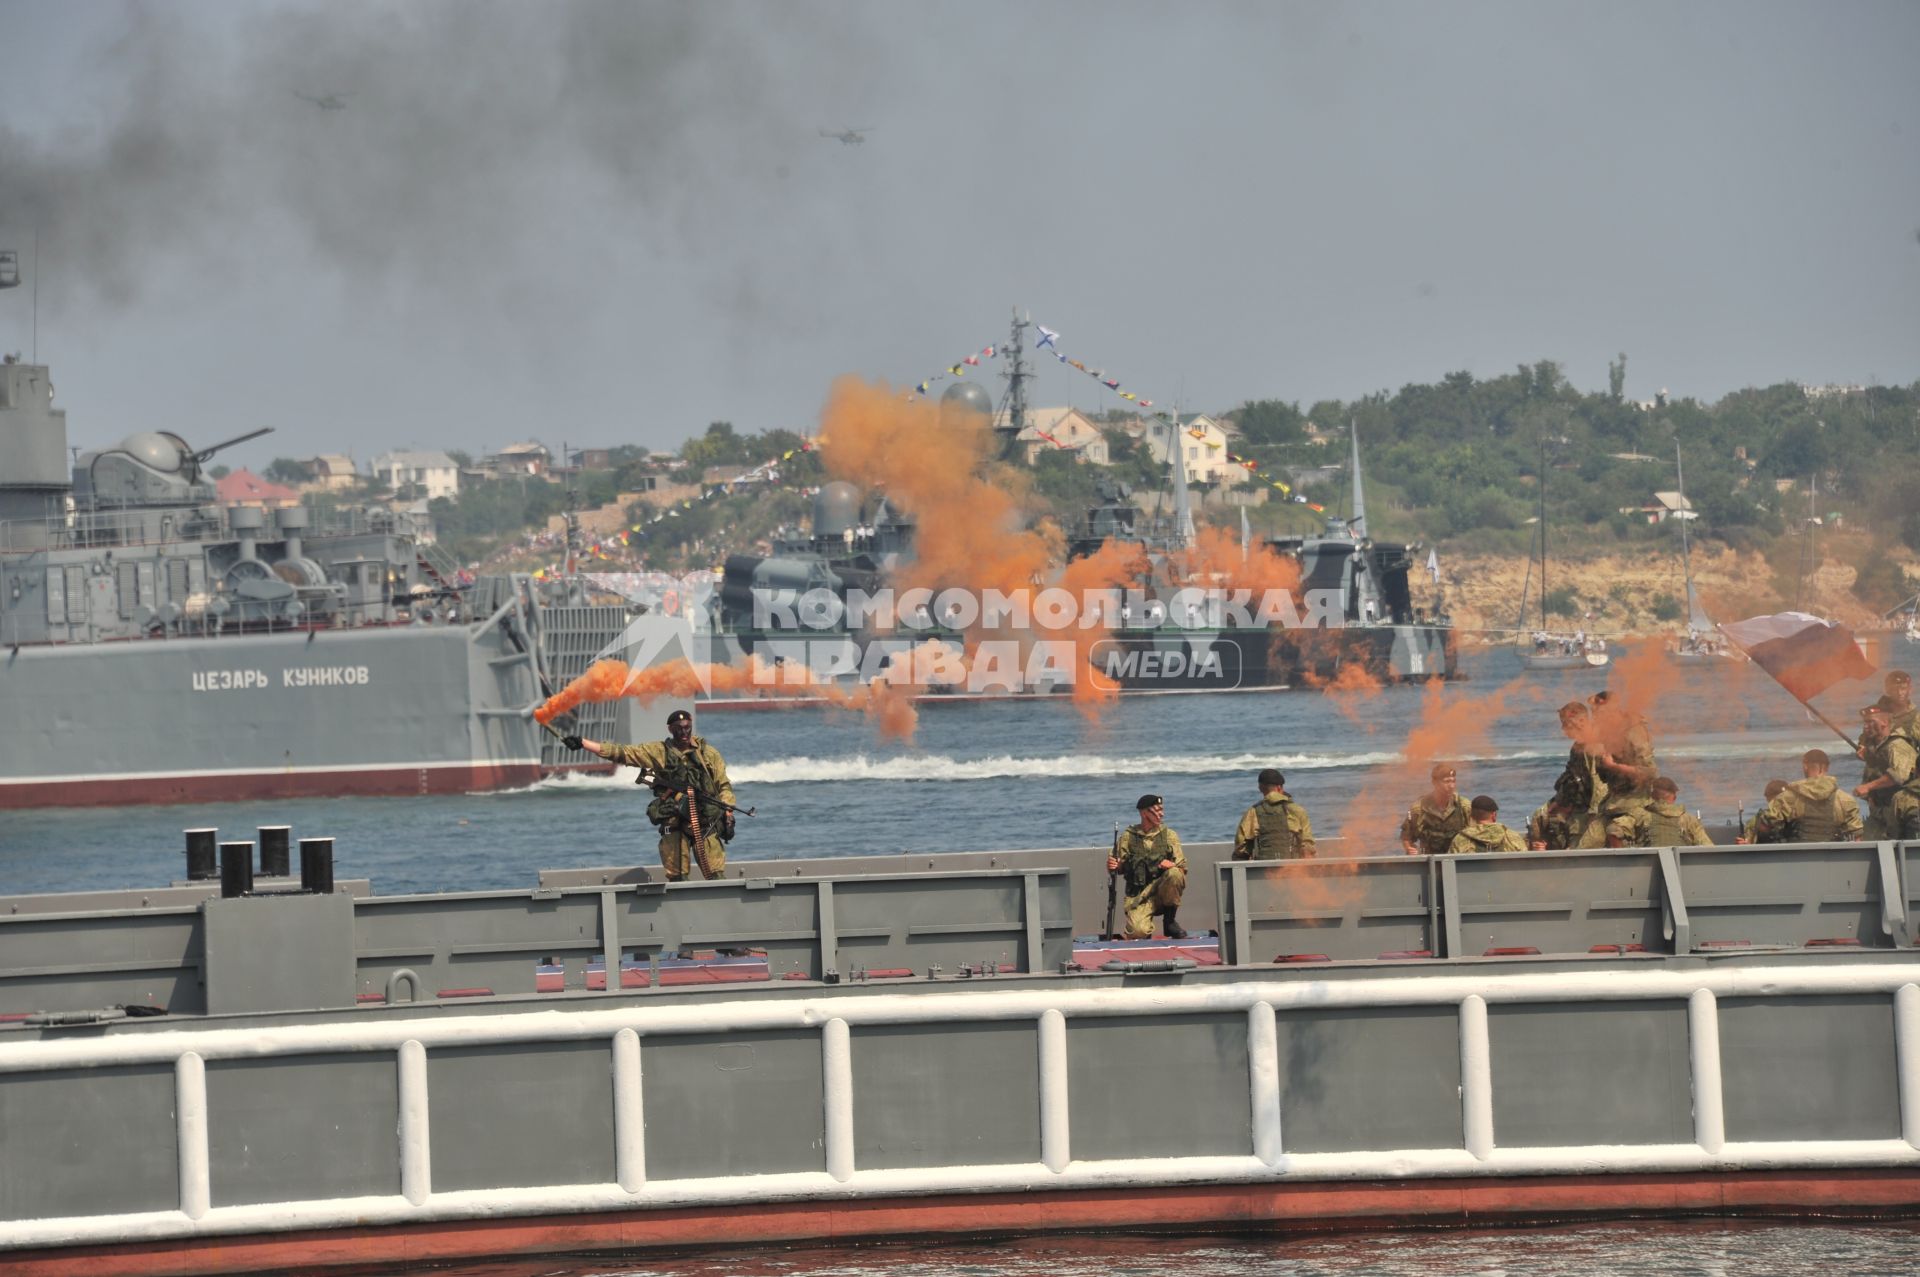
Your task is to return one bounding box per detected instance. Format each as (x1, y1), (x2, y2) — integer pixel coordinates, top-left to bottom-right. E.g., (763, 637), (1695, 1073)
(1110, 794), (1188, 940)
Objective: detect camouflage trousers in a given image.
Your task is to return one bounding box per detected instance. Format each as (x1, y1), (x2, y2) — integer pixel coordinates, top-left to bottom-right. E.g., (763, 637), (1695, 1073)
(1123, 867), (1187, 940)
(1865, 793), (1920, 843)
(658, 827), (727, 881)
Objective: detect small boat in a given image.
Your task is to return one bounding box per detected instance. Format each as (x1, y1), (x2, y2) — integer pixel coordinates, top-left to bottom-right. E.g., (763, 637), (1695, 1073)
(1665, 444), (1735, 664)
(1515, 435), (1608, 671)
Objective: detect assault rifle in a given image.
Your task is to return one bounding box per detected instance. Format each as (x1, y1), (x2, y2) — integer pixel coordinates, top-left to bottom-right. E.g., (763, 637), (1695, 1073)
(1104, 823), (1122, 940)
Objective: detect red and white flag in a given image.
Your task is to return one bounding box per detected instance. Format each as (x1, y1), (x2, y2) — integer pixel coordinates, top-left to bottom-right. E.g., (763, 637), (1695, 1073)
(1718, 612), (1876, 702)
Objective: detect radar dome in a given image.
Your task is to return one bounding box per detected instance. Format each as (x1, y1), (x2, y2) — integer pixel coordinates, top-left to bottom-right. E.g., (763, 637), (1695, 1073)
(813, 481), (861, 537)
(940, 381), (994, 425)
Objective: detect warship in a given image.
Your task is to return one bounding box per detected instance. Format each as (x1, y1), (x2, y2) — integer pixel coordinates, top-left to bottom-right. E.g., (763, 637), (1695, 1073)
(0, 356), (631, 808)
(0, 824), (1916, 1274)
(706, 314), (1455, 701)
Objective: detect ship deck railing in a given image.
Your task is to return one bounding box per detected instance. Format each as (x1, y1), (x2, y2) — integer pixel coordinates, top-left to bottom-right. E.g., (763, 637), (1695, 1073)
(1, 911), (1919, 1251)
(0, 504), (427, 555)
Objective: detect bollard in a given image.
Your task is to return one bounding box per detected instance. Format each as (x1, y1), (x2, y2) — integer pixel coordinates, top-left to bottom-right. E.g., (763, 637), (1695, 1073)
(299, 838), (335, 895)
(184, 828), (218, 881)
(258, 825), (291, 877)
(219, 842), (255, 898)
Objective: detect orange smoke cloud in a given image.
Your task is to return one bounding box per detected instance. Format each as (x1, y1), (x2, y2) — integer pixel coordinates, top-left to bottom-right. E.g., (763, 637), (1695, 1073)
(820, 377), (1053, 599)
(1330, 677), (1547, 855)
(1057, 537), (1151, 710)
(1603, 639), (1684, 738)
(1305, 659), (1388, 728)
(1171, 524), (1302, 599)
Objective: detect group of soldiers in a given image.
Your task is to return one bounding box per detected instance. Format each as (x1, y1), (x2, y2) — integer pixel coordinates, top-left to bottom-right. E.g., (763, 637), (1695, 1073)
(1105, 670), (1920, 942)
(575, 669), (1920, 943)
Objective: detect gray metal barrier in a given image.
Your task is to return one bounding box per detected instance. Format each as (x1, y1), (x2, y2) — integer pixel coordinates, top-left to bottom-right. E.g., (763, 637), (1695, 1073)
(1220, 842), (1913, 964)
(0, 869), (1074, 1019)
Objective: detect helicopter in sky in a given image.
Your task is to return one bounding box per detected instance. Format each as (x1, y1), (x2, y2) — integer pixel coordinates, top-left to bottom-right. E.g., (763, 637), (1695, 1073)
(818, 126), (873, 145)
(292, 90), (349, 111)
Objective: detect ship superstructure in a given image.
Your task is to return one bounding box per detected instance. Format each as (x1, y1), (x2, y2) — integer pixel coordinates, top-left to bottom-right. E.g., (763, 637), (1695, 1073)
(0, 358), (631, 807)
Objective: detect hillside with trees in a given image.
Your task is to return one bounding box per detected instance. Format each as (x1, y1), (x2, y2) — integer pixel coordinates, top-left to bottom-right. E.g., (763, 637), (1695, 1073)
(381, 362), (1916, 627)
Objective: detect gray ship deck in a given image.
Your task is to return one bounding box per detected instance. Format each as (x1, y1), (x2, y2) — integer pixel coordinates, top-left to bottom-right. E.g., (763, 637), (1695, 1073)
(2, 836), (1918, 1274)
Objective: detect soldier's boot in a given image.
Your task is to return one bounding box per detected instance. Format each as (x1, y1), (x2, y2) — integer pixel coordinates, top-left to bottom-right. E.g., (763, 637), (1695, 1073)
(1161, 908), (1188, 940)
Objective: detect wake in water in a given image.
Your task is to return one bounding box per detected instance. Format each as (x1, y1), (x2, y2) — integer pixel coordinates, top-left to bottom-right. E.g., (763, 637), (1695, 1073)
(519, 731), (1828, 792)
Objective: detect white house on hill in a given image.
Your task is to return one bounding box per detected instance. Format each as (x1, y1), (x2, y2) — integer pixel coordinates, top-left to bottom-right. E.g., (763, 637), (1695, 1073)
(1140, 414), (1246, 486)
(371, 450), (460, 501)
(1016, 408), (1109, 465)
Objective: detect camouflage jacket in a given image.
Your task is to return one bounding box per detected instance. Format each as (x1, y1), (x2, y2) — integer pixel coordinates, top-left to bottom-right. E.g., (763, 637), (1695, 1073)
(1233, 793), (1316, 860)
(1754, 775), (1863, 843)
(600, 736), (734, 833)
(1116, 824), (1186, 896)
(1520, 806), (1582, 844)
(1607, 801), (1712, 848)
(1860, 733), (1920, 806)
(1447, 822), (1526, 854)
(1400, 794), (1472, 856)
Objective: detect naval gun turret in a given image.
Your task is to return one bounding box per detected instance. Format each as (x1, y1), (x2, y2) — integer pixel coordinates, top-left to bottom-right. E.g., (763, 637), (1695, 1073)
(0, 367), (458, 647)
(73, 426), (273, 508)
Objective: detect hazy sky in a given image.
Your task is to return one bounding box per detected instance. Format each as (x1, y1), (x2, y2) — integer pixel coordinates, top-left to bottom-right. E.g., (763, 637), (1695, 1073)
(1, 0), (1915, 473)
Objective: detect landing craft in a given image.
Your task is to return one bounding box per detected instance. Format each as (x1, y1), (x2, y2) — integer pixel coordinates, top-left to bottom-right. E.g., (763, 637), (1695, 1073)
(818, 125), (873, 145)
(292, 90), (349, 110)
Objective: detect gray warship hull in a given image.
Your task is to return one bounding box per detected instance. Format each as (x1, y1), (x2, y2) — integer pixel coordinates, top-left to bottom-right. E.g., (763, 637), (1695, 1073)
(1, 832), (1917, 1274)
(1, 624), (543, 808)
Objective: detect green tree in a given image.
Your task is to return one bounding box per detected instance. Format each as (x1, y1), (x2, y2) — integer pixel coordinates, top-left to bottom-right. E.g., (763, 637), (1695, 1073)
(1231, 399), (1306, 449)
(680, 422), (752, 470)
(264, 457), (308, 485)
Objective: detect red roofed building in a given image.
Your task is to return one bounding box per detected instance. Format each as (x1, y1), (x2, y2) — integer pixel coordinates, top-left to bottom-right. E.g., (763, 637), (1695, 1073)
(216, 468), (302, 510)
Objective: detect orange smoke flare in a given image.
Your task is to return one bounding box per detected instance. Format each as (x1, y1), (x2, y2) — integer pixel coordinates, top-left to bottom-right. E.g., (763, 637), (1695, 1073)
(533, 656), (921, 742)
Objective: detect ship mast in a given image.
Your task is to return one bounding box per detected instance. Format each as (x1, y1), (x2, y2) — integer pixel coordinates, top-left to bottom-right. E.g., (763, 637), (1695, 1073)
(996, 308), (1031, 461)
(1167, 406), (1194, 548)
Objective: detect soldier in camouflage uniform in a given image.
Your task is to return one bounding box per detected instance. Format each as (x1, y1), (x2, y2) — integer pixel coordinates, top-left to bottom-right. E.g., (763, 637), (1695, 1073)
(1736, 780), (1790, 843)
(570, 709), (736, 881)
(1234, 768), (1316, 860)
(1400, 763), (1472, 856)
(1551, 704), (1613, 838)
(1585, 690), (1658, 818)
(1753, 750), (1863, 844)
(1607, 776), (1713, 847)
(1854, 704), (1920, 841)
(1872, 671), (1917, 740)
(1525, 773), (1609, 850)
(1109, 794), (1188, 939)
(1447, 795), (1526, 853)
